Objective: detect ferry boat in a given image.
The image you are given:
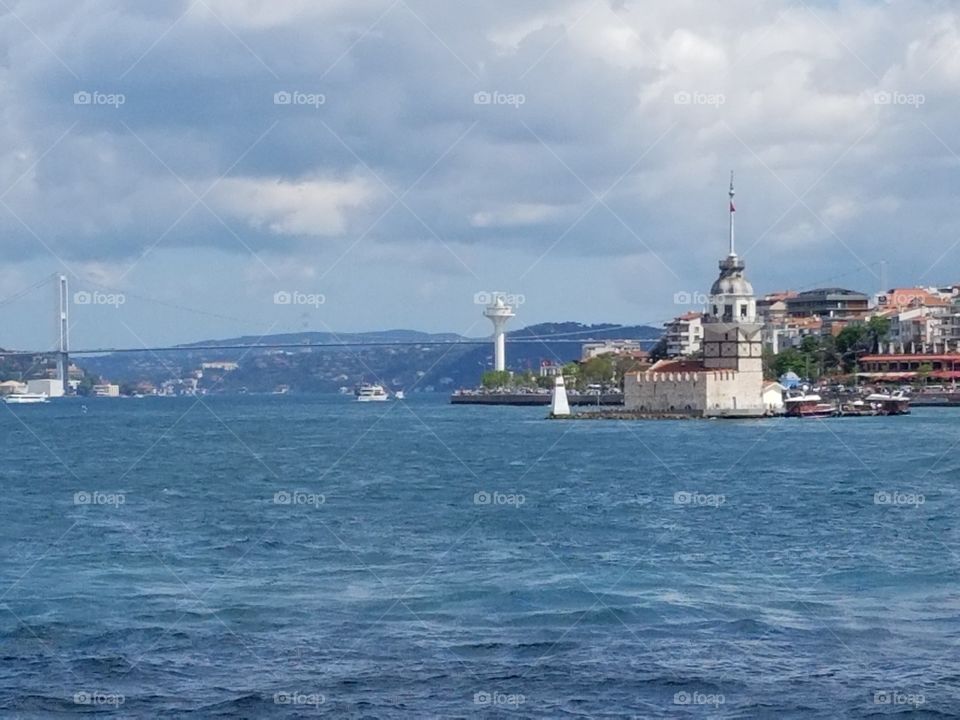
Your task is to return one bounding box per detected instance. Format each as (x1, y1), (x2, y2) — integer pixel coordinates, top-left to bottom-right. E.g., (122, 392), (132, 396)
(3, 393), (49, 405)
(784, 392), (837, 418)
(356, 383), (389, 402)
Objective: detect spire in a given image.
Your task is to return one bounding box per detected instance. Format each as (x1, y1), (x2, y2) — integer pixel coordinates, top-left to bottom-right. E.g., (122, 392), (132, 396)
(728, 170), (736, 256)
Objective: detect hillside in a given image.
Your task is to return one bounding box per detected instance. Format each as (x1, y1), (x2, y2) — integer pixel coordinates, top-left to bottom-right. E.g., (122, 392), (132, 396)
(76, 323), (662, 393)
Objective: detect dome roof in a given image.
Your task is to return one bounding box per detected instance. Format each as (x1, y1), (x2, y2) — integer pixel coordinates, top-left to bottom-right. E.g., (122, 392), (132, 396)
(711, 275), (754, 297)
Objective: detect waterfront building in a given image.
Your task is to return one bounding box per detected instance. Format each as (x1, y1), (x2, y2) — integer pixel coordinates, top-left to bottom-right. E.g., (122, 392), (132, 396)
(92, 383), (120, 397)
(26, 378), (64, 397)
(877, 287), (951, 310)
(763, 316), (822, 354)
(664, 312), (703, 357)
(785, 288), (870, 318)
(201, 361), (240, 371)
(0, 380), (28, 396)
(757, 291), (797, 323)
(858, 354), (960, 382)
(539, 361), (563, 378)
(581, 340), (646, 360)
(625, 174), (777, 417)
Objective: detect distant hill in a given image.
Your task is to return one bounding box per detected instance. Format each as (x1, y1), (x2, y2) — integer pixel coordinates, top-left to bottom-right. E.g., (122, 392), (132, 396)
(77, 322), (663, 393)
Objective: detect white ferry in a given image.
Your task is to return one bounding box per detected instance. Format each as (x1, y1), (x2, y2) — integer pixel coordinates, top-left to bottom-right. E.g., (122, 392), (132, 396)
(356, 383), (389, 402)
(4, 393), (50, 405)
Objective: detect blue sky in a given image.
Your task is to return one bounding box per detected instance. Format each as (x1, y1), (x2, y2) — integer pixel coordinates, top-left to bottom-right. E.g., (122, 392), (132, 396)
(1, 0), (959, 350)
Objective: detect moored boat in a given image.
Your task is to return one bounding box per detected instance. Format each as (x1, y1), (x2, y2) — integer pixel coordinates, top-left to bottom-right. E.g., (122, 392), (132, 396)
(3, 393), (49, 405)
(865, 390), (911, 415)
(839, 399), (878, 416)
(784, 392), (837, 418)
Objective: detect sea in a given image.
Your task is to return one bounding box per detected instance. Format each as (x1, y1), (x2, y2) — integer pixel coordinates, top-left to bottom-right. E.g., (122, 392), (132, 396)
(1, 395), (958, 718)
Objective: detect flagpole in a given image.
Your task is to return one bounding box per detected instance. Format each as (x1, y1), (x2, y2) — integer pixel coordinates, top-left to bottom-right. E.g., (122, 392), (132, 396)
(728, 170), (736, 256)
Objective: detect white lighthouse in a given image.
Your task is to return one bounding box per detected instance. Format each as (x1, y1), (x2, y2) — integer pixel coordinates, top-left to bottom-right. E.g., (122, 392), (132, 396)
(483, 295), (515, 372)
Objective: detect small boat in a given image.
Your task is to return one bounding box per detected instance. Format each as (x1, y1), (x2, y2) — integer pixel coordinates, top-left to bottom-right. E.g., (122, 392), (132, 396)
(784, 392), (836, 418)
(839, 399), (878, 417)
(356, 383), (389, 402)
(4, 393), (49, 405)
(394, 390), (405, 400)
(865, 391), (911, 416)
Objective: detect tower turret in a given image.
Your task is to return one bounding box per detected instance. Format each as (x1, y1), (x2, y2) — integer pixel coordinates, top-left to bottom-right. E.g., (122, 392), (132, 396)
(703, 173), (763, 371)
(707, 172), (756, 323)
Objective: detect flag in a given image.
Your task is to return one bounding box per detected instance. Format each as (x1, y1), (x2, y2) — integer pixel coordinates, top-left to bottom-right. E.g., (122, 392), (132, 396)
(730, 201), (736, 212)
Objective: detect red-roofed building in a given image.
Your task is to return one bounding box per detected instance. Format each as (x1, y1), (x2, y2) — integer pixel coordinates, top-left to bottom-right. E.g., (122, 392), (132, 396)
(877, 287), (951, 310)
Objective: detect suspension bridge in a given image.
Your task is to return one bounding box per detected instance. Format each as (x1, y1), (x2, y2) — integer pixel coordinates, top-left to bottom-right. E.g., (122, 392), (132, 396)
(0, 274), (659, 368)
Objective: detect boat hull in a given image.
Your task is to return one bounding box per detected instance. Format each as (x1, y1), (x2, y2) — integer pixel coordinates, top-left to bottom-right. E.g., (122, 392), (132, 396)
(3, 394), (49, 405)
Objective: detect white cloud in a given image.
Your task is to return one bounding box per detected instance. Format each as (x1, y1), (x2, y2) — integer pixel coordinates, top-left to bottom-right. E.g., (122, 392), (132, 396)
(209, 175), (377, 238)
(4, 0), (960, 343)
(470, 202), (576, 228)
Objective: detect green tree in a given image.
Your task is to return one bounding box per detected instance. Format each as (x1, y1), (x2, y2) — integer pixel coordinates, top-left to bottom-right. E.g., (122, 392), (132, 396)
(580, 355), (615, 385)
(648, 336), (668, 362)
(866, 316), (891, 352)
(536, 375), (554, 389)
(515, 370), (538, 388)
(835, 324), (870, 373)
(772, 348), (807, 378)
(481, 370), (511, 389)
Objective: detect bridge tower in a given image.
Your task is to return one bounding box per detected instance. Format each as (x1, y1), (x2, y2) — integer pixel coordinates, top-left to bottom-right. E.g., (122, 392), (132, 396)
(56, 274), (69, 385)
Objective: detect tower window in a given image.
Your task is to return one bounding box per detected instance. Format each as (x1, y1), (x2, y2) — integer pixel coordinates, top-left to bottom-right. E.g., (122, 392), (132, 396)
(740, 304), (747, 318)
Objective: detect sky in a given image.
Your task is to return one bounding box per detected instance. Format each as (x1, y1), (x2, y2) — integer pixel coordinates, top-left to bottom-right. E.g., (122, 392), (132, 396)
(1, 0), (959, 351)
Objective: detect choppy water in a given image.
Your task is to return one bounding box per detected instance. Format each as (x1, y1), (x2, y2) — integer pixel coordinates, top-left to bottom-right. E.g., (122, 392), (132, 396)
(2, 395), (959, 718)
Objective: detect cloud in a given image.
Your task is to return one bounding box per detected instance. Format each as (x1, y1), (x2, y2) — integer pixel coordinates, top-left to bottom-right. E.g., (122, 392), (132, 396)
(3, 0), (960, 346)
(209, 175), (377, 237)
(470, 202), (577, 228)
